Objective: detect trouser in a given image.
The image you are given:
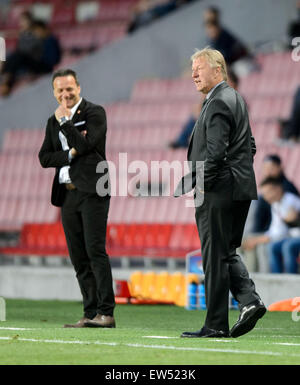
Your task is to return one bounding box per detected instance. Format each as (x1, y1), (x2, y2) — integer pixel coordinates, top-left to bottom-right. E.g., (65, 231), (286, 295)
(268, 237), (300, 273)
(61, 189), (115, 318)
(195, 171), (261, 332)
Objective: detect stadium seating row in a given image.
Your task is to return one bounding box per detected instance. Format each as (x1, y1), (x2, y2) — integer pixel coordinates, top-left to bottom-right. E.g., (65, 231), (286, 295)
(2, 0), (138, 30)
(0, 121), (280, 156)
(0, 222), (200, 258)
(1, 51), (299, 258)
(105, 96), (291, 125)
(2, 0), (136, 76)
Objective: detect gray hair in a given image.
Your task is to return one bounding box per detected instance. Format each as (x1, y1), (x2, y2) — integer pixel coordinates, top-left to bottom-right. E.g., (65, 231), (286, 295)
(191, 47), (228, 81)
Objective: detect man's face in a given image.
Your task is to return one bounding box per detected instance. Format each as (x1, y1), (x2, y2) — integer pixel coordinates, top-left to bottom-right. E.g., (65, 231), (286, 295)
(262, 161), (281, 178)
(261, 184), (283, 204)
(205, 23), (220, 40)
(53, 75), (81, 109)
(203, 9), (218, 24)
(192, 56), (221, 94)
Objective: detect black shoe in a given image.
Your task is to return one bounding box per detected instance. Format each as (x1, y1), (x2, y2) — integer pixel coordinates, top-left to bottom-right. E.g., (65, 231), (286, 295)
(230, 300), (266, 338)
(181, 326), (229, 338)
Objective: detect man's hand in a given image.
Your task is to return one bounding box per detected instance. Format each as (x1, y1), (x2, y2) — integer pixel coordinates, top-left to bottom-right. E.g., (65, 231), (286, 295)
(70, 148), (78, 157)
(242, 237), (259, 251)
(55, 96), (71, 122)
(242, 235), (270, 251)
(284, 208), (299, 224)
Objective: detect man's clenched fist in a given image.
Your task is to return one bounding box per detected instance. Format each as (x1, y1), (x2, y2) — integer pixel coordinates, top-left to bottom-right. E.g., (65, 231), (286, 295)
(55, 96), (71, 122)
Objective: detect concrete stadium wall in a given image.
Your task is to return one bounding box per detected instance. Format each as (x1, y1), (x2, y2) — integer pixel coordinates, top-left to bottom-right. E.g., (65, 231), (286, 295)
(0, 265), (299, 308)
(0, 0), (297, 141)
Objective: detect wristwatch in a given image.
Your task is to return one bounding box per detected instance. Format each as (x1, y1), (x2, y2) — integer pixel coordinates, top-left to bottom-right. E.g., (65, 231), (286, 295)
(59, 116), (68, 125)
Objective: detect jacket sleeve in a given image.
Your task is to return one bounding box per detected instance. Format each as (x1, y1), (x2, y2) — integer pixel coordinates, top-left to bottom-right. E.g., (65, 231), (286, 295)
(38, 118), (70, 168)
(204, 99), (232, 191)
(60, 105), (107, 156)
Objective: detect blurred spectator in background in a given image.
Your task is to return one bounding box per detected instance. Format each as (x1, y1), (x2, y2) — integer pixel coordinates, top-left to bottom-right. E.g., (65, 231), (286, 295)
(202, 6), (259, 77)
(252, 154), (299, 233)
(0, 10), (37, 95)
(32, 20), (61, 73)
(169, 67), (239, 149)
(127, 0), (194, 33)
(278, 86), (300, 143)
(169, 102), (202, 149)
(243, 177), (300, 273)
(288, 0), (300, 44)
(203, 5), (220, 24)
(204, 18), (249, 66)
(0, 17), (61, 96)
(9, 11), (37, 57)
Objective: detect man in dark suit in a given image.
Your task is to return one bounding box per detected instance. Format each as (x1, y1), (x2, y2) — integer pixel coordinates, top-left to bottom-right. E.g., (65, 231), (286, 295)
(175, 48), (266, 338)
(39, 69), (115, 328)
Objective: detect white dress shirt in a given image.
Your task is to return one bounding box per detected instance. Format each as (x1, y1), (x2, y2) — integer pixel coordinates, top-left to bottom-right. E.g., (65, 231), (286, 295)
(58, 98), (82, 184)
(266, 192), (300, 241)
(205, 80), (225, 101)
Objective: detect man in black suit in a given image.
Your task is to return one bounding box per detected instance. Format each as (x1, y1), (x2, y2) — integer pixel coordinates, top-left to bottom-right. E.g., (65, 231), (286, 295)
(175, 48), (266, 338)
(39, 69), (115, 328)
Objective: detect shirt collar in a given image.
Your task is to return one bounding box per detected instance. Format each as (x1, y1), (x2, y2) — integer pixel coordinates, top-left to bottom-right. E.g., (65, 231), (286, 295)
(205, 81), (225, 100)
(70, 97), (82, 119)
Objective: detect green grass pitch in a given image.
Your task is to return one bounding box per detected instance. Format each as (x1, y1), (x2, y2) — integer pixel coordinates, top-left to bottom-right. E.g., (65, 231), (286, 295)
(0, 299), (299, 365)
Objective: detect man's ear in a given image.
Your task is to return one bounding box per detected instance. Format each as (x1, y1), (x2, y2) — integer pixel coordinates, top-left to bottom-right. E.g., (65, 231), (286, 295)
(215, 66), (221, 78)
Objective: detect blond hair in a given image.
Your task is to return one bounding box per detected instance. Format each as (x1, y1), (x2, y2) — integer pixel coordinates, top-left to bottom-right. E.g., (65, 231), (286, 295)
(191, 47), (228, 81)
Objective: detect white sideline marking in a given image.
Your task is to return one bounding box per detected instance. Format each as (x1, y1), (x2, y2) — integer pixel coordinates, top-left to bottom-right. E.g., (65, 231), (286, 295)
(143, 336), (177, 339)
(208, 339), (236, 343)
(0, 327), (34, 331)
(142, 336), (235, 343)
(258, 335), (300, 339)
(273, 342), (300, 346)
(0, 336), (294, 357)
(0, 336), (117, 346)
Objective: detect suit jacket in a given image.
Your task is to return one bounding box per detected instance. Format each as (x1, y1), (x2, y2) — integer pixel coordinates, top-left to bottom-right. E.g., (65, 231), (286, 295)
(175, 82), (257, 201)
(39, 98), (110, 207)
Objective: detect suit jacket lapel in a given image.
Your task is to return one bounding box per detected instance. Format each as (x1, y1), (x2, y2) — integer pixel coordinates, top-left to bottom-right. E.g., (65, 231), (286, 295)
(187, 98), (209, 159)
(71, 98), (86, 125)
(187, 82), (229, 159)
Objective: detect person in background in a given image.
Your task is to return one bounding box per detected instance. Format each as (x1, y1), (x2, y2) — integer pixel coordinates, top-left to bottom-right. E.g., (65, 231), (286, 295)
(127, 0), (194, 33)
(1, 11), (37, 95)
(243, 177), (300, 273)
(203, 5), (220, 24)
(32, 20), (61, 73)
(204, 19), (249, 66)
(288, 0), (300, 44)
(169, 102), (202, 149)
(0, 17), (60, 96)
(202, 6), (249, 66)
(278, 86), (300, 142)
(252, 154), (299, 233)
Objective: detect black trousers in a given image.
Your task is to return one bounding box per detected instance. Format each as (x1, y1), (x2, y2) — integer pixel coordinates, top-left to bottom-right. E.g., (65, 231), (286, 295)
(195, 171), (260, 332)
(61, 189), (115, 318)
